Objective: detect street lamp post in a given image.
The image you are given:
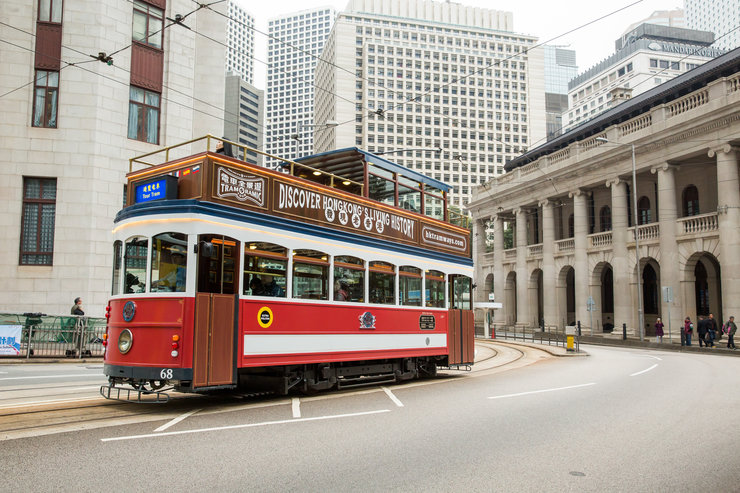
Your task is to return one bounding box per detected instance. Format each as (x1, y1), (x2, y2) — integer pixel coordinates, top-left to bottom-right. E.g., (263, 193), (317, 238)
(596, 138), (644, 341)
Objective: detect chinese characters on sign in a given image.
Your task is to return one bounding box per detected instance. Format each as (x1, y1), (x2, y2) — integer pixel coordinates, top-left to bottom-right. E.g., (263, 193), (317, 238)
(0, 325), (22, 356)
(216, 165), (265, 207)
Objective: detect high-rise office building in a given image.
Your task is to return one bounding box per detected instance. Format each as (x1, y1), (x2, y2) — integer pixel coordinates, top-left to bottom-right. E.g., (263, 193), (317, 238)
(685, 0), (740, 51)
(226, 0), (255, 84)
(314, 0), (545, 208)
(0, 0), (226, 315)
(563, 24), (724, 133)
(265, 7), (336, 166)
(224, 73), (264, 166)
(544, 46), (577, 141)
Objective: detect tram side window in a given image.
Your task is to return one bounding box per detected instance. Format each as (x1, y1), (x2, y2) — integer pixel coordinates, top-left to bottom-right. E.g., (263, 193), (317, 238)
(398, 176), (421, 214)
(399, 266), (422, 306)
(334, 256), (365, 302)
(244, 242), (287, 297)
(368, 166), (395, 206)
(112, 240), (122, 295)
(369, 261), (396, 305)
(150, 232), (188, 292)
(123, 237), (148, 293)
(293, 249), (329, 300)
(425, 270), (445, 308)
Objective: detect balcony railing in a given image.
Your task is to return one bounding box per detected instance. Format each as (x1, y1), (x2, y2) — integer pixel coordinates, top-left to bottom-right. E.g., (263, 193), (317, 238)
(528, 244), (543, 257)
(678, 211), (719, 234)
(556, 238), (574, 252)
(630, 223), (660, 242)
(588, 231), (613, 248)
(504, 248), (517, 260)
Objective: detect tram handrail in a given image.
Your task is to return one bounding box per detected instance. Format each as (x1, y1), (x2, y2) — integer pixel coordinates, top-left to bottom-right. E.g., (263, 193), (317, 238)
(128, 135), (366, 194)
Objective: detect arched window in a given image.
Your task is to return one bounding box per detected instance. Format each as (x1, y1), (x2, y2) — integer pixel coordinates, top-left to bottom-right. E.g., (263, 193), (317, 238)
(682, 185), (699, 217)
(638, 196), (651, 225)
(599, 206), (612, 232)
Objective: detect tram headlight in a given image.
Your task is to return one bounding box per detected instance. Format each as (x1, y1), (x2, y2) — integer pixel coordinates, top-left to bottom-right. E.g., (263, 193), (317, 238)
(118, 329), (133, 354)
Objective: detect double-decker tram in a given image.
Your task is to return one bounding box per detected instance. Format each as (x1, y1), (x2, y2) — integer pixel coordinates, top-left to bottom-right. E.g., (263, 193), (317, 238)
(102, 137), (474, 401)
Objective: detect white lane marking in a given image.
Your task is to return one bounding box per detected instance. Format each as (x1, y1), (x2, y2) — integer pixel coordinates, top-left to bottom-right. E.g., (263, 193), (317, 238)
(630, 364), (658, 377)
(488, 382), (596, 400)
(154, 408), (201, 432)
(291, 397), (301, 418)
(101, 409), (391, 442)
(382, 387), (404, 407)
(0, 396), (102, 409)
(645, 355), (662, 361)
(0, 374), (99, 381)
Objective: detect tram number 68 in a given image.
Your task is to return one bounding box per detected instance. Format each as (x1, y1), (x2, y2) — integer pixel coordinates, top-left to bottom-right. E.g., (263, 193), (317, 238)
(160, 369), (173, 379)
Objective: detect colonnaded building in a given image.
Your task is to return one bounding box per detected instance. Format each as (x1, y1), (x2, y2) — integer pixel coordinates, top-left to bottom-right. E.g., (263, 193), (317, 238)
(469, 47), (740, 339)
(0, 0), (226, 315)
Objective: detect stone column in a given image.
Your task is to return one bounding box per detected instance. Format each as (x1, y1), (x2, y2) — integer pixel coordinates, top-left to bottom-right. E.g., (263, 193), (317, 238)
(710, 145), (740, 318)
(540, 199), (557, 329)
(652, 164), (681, 342)
(569, 190), (589, 331)
(607, 178), (633, 335)
(493, 215), (506, 327)
(515, 207), (530, 328)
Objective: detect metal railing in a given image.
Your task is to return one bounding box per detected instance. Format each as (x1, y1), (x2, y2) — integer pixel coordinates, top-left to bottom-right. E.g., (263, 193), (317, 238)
(490, 324), (570, 348)
(0, 313), (106, 359)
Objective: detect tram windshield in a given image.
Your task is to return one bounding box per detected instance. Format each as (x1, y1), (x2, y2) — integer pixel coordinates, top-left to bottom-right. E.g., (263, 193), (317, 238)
(150, 232), (188, 292)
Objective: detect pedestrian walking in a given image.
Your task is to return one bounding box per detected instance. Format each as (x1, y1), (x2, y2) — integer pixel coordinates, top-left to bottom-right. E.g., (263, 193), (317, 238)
(725, 316), (737, 350)
(707, 313), (717, 347)
(654, 318), (664, 343)
(697, 316), (709, 347)
(684, 317), (693, 346)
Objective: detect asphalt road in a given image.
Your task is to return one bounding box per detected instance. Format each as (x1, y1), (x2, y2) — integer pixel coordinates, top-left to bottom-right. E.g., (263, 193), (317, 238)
(1, 343), (739, 492)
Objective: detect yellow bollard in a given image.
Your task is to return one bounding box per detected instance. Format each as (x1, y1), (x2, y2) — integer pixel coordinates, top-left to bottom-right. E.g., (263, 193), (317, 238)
(566, 335), (574, 351)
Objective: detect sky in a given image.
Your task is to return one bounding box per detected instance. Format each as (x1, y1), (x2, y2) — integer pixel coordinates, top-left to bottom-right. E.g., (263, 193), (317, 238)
(239, 0), (685, 90)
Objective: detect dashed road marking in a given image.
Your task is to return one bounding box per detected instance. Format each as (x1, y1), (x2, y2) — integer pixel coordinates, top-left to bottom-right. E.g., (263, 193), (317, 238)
(488, 382), (596, 400)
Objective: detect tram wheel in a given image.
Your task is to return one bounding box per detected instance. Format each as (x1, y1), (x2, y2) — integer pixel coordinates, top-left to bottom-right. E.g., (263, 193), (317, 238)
(148, 380), (166, 390)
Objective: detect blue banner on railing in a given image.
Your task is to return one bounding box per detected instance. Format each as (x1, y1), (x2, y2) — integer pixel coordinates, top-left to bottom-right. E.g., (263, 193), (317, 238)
(0, 325), (22, 355)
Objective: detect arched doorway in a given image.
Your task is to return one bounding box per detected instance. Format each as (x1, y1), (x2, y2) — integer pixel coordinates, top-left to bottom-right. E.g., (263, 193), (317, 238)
(683, 253), (722, 321)
(641, 260), (661, 336)
(556, 265), (575, 328)
(529, 269), (543, 329)
(504, 271), (517, 327)
(601, 265), (614, 332)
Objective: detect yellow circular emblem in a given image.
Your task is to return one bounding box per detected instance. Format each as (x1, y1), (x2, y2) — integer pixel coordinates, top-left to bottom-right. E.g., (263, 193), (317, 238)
(257, 307), (273, 328)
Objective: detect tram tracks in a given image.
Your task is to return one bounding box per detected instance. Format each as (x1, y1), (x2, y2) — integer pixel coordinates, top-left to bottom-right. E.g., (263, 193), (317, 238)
(0, 341), (546, 441)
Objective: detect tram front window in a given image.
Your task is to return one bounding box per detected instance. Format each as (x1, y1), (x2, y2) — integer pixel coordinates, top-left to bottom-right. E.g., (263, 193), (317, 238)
(425, 270), (445, 308)
(123, 236), (147, 294)
(369, 261), (395, 305)
(292, 249), (328, 300)
(150, 232), (188, 292)
(112, 240), (122, 295)
(244, 242), (287, 297)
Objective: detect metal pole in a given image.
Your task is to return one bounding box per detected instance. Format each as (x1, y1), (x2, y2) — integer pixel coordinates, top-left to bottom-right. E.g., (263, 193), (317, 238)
(631, 144), (645, 342)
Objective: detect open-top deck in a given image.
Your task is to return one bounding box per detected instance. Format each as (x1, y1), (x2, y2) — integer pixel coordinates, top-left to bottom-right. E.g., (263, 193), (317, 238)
(124, 136), (471, 259)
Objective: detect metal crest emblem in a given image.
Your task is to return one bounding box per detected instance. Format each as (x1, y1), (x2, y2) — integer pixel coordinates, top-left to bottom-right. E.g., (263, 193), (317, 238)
(122, 301), (136, 322)
(359, 311), (376, 329)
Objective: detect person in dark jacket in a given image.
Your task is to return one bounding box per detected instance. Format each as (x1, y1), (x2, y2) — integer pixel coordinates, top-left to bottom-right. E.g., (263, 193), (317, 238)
(683, 317), (693, 346)
(708, 313), (718, 345)
(70, 297), (84, 316)
(697, 316), (709, 347)
(725, 316), (737, 350)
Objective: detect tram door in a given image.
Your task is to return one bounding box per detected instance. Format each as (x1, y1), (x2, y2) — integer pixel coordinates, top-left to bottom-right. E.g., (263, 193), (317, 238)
(193, 234), (240, 388)
(448, 275), (475, 365)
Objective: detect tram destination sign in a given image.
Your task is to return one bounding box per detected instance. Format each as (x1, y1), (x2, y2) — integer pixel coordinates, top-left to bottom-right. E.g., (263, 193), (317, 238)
(135, 175), (177, 204)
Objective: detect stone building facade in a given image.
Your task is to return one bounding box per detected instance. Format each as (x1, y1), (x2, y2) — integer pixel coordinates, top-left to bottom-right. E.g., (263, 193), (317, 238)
(469, 48), (740, 340)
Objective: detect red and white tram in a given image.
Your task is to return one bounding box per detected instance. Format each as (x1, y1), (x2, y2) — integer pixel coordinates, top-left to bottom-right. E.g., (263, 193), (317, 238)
(102, 137), (474, 400)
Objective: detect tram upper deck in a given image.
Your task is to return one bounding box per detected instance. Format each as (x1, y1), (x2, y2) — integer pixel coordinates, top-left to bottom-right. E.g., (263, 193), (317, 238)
(122, 136), (471, 261)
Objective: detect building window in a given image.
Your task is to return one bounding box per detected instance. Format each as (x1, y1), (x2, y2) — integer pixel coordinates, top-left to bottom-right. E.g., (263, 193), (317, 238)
(128, 86), (160, 144)
(682, 185), (700, 217)
(638, 196), (651, 225)
(132, 0), (163, 49)
(32, 70), (59, 128)
(38, 0), (63, 22)
(599, 206), (612, 232)
(20, 177), (57, 265)
(567, 213), (574, 238)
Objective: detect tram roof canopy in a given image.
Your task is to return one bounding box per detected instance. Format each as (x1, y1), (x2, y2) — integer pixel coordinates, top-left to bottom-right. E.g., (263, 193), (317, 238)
(294, 147), (452, 193)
